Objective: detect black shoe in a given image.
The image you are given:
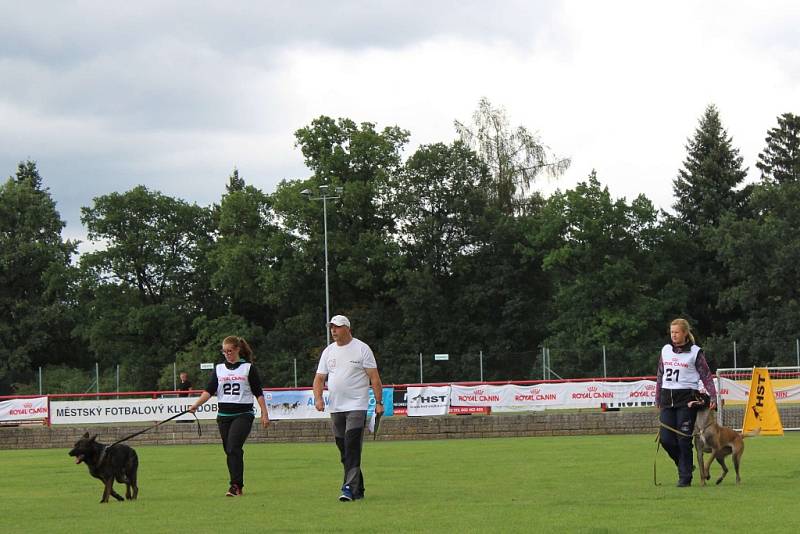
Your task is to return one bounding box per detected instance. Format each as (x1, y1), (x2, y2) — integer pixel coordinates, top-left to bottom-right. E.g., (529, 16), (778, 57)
(226, 484), (242, 496)
(676, 480), (691, 487)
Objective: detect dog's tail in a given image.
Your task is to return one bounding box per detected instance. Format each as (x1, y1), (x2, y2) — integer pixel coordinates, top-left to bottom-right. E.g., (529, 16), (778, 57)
(741, 427), (762, 438)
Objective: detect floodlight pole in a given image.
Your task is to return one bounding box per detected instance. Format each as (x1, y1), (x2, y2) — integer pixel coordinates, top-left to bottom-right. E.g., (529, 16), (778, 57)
(322, 190), (331, 345)
(301, 184), (343, 345)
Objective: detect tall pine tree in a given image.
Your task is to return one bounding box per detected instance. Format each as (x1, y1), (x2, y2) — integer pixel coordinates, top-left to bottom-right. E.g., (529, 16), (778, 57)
(673, 104), (749, 233)
(670, 105), (749, 345)
(756, 112), (800, 185)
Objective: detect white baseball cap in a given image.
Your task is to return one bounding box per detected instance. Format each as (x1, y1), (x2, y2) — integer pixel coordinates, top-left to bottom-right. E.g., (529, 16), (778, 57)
(329, 315), (351, 328)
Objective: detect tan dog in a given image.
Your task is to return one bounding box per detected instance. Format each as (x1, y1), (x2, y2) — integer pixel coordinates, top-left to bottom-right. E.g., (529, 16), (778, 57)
(693, 406), (745, 485)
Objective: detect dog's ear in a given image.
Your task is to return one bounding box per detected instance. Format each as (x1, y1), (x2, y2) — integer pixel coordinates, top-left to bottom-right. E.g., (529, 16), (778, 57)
(82, 432), (90, 439)
(90, 434), (98, 442)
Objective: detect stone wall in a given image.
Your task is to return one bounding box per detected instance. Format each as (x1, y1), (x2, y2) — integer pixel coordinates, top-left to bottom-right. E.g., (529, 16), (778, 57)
(0, 411), (662, 450)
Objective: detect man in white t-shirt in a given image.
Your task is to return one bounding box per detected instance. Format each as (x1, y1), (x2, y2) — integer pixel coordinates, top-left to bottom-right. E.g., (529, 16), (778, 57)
(313, 315), (384, 502)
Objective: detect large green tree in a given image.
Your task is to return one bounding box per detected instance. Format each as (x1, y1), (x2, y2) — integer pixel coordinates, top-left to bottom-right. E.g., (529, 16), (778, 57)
(714, 180), (800, 366)
(0, 161), (78, 394)
(530, 173), (686, 377)
(290, 118), (408, 366)
(382, 141), (494, 382)
(76, 186), (214, 389)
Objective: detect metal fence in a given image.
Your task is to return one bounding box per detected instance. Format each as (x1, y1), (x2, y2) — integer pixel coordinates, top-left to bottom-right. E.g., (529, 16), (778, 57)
(12, 338), (800, 395)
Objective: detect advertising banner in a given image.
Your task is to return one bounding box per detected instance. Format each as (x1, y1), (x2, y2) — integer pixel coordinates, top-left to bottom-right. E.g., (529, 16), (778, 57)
(554, 380), (655, 408)
(407, 386), (450, 416)
(393, 389), (409, 415)
(507, 383), (566, 407)
(717, 377), (749, 402)
(450, 384), (515, 407)
(51, 397), (217, 424)
(451, 381), (658, 409)
(715, 377), (800, 403)
(369, 388), (394, 417)
(492, 384), (565, 412)
(264, 390), (328, 420)
(0, 396), (48, 423)
(265, 388), (393, 418)
(50, 387), (394, 425)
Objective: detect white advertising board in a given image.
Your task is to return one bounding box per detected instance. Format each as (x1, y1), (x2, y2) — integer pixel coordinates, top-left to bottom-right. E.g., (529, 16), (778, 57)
(0, 396), (48, 422)
(407, 386), (450, 416)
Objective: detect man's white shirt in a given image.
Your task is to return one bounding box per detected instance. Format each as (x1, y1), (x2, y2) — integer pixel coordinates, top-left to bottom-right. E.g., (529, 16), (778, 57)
(316, 337), (377, 412)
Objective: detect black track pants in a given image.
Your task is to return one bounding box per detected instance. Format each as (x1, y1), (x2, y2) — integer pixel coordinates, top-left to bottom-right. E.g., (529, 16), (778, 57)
(659, 406), (696, 483)
(217, 414), (254, 487)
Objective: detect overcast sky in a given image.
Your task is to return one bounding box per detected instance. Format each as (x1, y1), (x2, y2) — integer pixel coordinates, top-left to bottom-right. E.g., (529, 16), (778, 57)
(2, 1), (798, 249)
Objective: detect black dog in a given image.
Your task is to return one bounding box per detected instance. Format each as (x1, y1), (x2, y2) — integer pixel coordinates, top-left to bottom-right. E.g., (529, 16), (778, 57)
(68, 433), (139, 503)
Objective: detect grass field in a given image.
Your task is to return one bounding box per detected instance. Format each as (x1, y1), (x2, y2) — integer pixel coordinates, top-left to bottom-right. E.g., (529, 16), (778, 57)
(1, 432), (798, 533)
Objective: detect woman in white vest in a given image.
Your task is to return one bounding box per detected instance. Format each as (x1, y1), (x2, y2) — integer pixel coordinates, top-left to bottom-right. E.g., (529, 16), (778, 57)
(656, 318), (717, 487)
(189, 336), (269, 496)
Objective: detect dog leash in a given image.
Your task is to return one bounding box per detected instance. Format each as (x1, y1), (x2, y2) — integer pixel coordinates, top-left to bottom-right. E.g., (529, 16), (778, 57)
(98, 410), (202, 463)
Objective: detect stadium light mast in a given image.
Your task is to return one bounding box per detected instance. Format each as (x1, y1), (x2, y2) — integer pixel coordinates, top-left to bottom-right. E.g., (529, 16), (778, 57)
(301, 184), (343, 345)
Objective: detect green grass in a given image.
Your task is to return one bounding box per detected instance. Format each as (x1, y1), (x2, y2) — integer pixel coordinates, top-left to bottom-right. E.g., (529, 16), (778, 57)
(1, 433), (798, 533)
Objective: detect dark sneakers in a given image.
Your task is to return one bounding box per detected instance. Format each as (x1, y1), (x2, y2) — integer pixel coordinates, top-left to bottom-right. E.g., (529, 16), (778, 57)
(338, 486), (354, 502)
(226, 484), (243, 496)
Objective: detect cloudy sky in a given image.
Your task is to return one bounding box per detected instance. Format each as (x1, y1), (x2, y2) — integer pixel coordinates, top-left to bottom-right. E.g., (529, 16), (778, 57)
(2, 1), (798, 248)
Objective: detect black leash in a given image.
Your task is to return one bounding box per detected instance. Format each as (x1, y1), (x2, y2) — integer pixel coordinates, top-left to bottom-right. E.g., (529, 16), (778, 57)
(99, 410), (202, 462)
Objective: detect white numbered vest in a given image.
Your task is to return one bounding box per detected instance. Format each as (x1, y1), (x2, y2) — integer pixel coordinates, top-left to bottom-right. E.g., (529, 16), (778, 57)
(660, 344), (701, 389)
(215, 362), (254, 404)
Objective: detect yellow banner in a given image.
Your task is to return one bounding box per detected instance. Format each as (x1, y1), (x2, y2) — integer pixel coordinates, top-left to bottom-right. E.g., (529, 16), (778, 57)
(742, 367), (784, 435)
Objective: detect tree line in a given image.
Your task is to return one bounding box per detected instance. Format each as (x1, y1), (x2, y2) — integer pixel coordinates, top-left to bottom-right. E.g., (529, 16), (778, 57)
(1, 100), (798, 394)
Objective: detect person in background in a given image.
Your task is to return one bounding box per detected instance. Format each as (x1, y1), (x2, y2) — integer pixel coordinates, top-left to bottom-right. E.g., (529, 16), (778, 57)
(189, 336), (270, 496)
(656, 318), (717, 487)
(177, 371), (192, 397)
(313, 315), (384, 502)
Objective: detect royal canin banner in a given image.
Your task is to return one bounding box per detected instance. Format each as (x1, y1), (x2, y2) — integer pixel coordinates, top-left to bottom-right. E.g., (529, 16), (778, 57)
(450, 381), (657, 408)
(0, 396), (48, 422)
(450, 384), (514, 406)
(407, 386), (450, 416)
(561, 380), (656, 408)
